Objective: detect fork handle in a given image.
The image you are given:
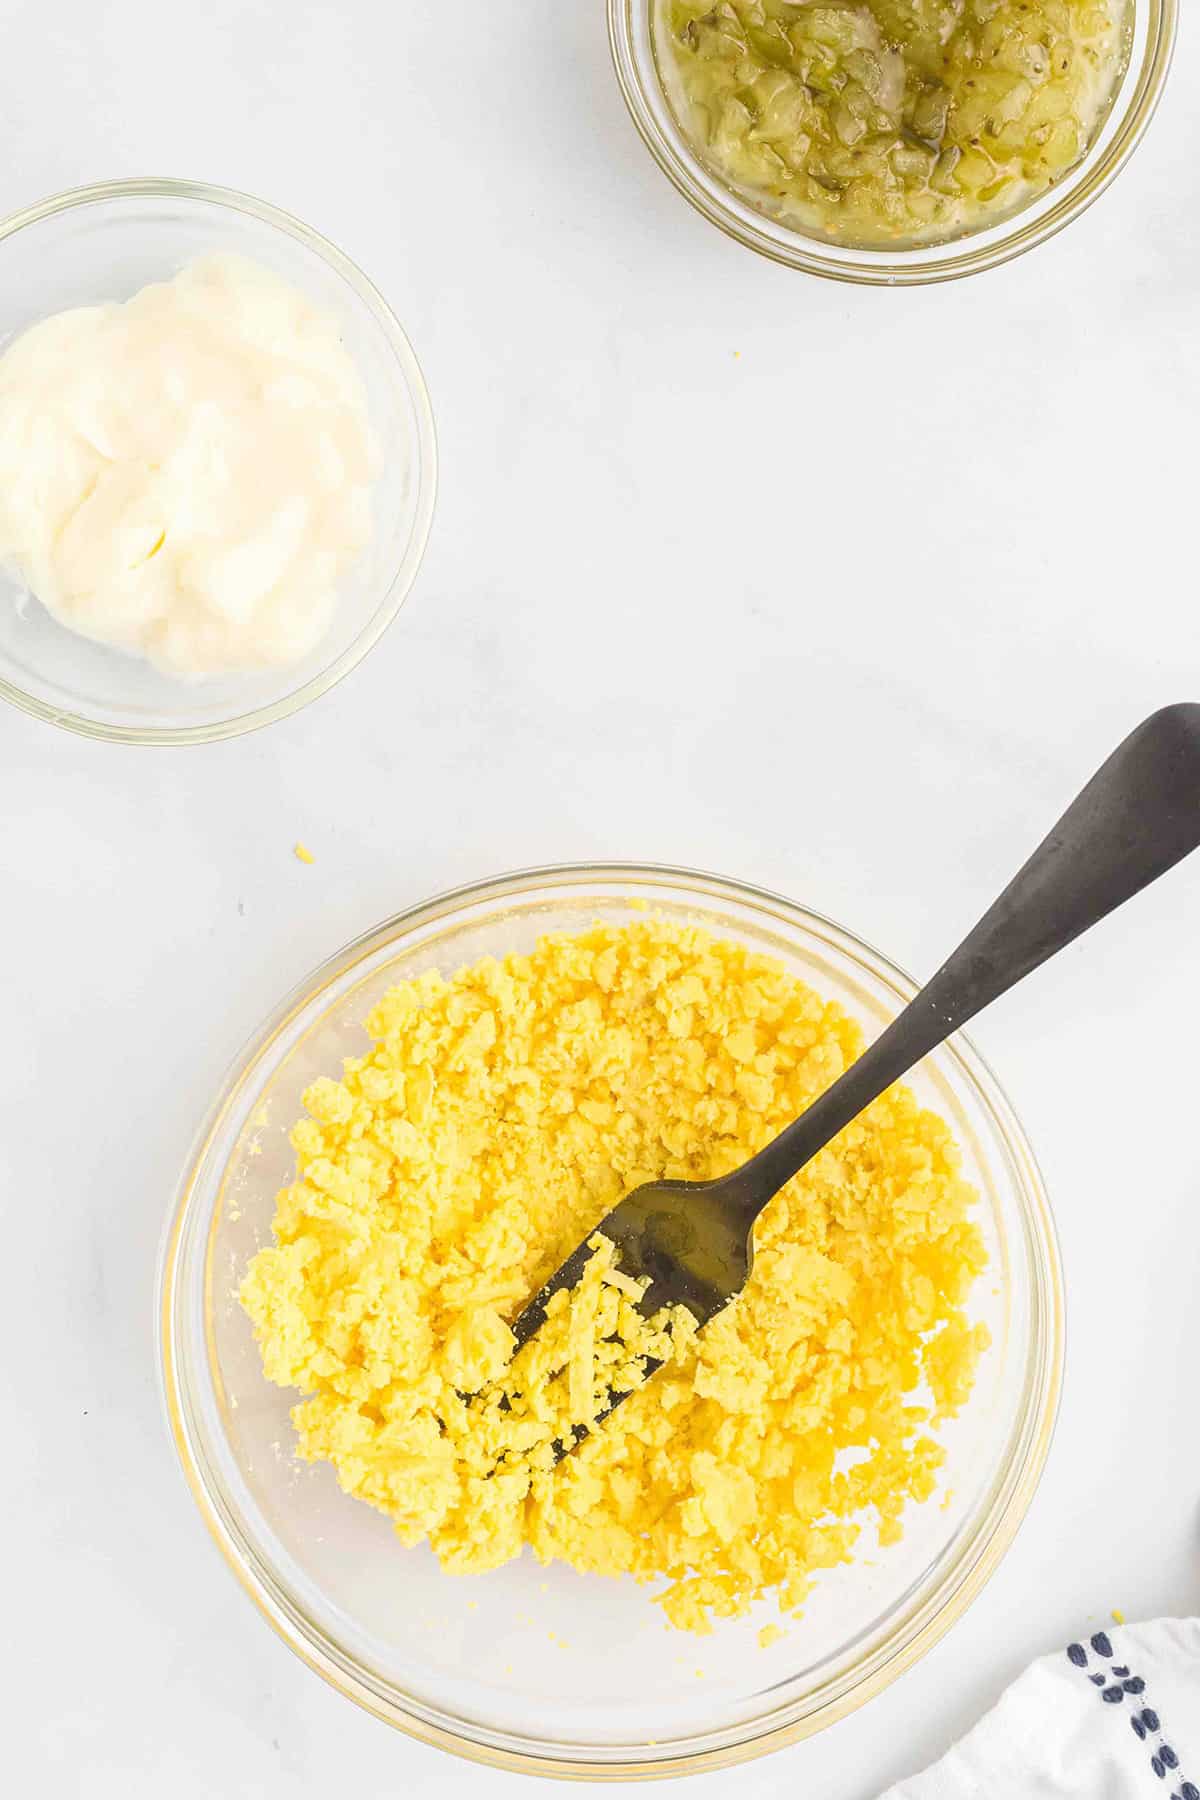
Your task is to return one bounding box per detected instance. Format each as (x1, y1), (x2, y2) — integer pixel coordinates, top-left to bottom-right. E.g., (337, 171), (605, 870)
(731, 704), (1200, 1220)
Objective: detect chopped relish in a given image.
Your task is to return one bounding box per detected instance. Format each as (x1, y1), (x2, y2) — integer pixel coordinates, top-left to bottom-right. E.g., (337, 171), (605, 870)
(655, 0), (1130, 247)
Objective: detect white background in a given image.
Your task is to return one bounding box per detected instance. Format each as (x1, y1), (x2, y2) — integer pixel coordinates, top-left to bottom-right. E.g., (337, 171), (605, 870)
(3, 4), (1198, 1794)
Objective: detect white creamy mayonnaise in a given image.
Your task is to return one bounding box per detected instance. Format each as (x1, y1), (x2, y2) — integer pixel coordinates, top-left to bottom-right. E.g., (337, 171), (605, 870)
(0, 254), (378, 676)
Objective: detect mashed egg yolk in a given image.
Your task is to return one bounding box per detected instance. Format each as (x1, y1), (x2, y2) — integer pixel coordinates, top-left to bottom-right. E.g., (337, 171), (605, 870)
(240, 919), (988, 1632)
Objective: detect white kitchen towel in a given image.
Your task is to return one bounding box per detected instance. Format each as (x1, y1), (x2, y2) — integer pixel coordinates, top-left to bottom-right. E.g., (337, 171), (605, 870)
(885, 1618), (1199, 1799)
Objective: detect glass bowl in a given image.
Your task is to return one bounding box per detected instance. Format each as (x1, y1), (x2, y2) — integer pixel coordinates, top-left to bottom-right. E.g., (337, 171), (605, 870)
(0, 178), (436, 743)
(608, 0), (1178, 286)
(159, 864), (1063, 1778)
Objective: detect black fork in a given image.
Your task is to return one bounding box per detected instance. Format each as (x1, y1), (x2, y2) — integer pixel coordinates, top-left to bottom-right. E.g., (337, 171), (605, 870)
(506, 705), (1200, 1455)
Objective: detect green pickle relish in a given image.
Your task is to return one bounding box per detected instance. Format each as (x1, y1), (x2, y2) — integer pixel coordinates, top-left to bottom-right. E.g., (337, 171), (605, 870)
(654, 0), (1131, 247)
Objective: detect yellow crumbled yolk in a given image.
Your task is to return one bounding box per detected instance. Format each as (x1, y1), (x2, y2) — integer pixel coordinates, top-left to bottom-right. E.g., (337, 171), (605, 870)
(239, 919), (989, 1632)
(293, 841), (315, 864)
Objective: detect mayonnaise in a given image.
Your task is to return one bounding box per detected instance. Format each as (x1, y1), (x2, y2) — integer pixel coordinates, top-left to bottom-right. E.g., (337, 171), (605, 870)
(0, 254), (378, 676)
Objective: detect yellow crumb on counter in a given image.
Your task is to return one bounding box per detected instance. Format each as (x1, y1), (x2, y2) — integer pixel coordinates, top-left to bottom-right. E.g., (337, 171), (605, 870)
(1112, 1608), (1125, 1625)
(293, 841), (315, 865)
(240, 918), (989, 1633)
(758, 1624), (783, 1649)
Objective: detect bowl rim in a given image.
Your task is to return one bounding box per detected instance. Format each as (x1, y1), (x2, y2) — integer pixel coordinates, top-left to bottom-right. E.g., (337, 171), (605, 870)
(607, 0), (1179, 286)
(158, 861), (1065, 1780)
(0, 175), (438, 744)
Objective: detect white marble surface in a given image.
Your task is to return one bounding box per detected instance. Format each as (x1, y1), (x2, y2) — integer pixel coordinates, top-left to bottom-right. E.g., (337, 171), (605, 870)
(4, 4), (1198, 1794)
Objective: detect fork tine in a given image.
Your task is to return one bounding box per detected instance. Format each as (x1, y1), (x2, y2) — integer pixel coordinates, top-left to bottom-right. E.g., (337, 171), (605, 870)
(547, 1354), (664, 1464)
(508, 1231), (607, 1352)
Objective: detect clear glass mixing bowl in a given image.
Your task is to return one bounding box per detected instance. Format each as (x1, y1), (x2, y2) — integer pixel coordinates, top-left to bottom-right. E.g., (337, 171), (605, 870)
(608, 0), (1178, 286)
(0, 178), (436, 743)
(159, 865), (1063, 1778)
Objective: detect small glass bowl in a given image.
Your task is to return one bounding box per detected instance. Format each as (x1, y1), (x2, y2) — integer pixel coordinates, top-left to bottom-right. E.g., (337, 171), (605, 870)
(160, 864), (1063, 1779)
(608, 0), (1178, 286)
(0, 178), (437, 743)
